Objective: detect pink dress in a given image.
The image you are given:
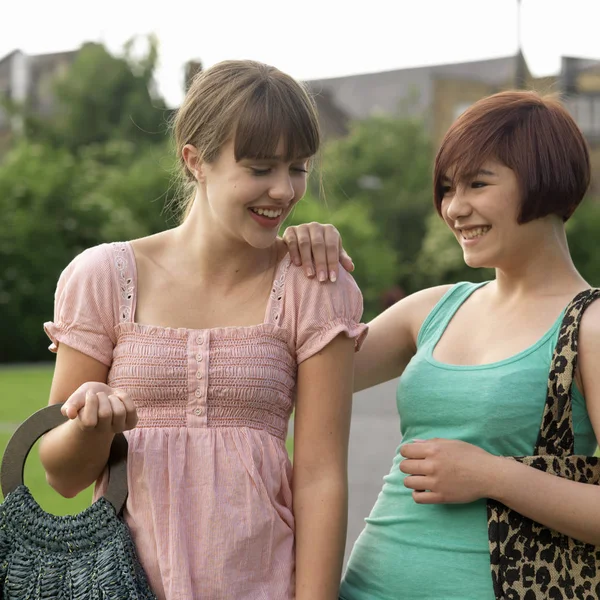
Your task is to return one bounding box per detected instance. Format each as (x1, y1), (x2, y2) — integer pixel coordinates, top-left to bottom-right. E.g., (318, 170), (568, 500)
(44, 241), (367, 600)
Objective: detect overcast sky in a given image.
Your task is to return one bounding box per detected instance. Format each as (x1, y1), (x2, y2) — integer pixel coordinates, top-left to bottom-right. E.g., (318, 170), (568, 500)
(2, 0), (599, 107)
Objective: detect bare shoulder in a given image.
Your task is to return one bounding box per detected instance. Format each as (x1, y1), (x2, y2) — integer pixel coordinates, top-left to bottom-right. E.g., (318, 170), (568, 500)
(580, 294), (600, 326)
(353, 284), (453, 390)
(579, 296), (600, 354)
(402, 284), (454, 310)
(390, 284), (454, 340)
(577, 294), (600, 425)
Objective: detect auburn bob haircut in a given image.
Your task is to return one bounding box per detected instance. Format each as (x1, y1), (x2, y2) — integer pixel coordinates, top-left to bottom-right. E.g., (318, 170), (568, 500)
(433, 91), (591, 223)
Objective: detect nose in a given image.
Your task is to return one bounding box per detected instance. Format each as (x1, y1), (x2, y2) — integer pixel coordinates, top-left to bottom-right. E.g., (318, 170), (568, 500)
(444, 187), (472, 223)
(268, 172), (295, 203)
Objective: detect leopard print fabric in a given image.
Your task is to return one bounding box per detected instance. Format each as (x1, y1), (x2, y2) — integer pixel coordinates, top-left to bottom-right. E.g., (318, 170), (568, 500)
(487, 288), (600, 600)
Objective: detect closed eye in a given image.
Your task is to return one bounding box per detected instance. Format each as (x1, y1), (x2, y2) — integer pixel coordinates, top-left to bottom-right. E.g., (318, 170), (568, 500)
(250, 168), (271, 176)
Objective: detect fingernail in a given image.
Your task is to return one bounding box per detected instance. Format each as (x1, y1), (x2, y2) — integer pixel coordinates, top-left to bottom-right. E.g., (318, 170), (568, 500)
(306, 268), (314, 277)
(294, 258), (301, 266)
(330, 271), (337, 282)
(318, 271), (327, 282)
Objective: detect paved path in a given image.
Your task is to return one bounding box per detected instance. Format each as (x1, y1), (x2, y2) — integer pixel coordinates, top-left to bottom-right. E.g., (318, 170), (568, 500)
(344, 379), (401, 565)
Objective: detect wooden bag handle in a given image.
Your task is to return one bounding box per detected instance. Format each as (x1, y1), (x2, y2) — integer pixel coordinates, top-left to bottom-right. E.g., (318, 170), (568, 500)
(0, 403), (128, 514)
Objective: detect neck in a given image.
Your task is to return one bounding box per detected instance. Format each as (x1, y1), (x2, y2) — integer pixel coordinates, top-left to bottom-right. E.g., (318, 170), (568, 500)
(493, 222), (587, 300)
(172, 197), (277, 288)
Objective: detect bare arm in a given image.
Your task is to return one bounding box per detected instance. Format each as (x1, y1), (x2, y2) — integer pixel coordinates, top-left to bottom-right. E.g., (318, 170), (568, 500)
(354, 285), (452, 391)
(293, 334), (355, 600)
(39, 344), (137, 498)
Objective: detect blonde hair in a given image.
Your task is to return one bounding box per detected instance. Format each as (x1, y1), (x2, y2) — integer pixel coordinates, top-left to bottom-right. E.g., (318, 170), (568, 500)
(172, 60), (321, 219)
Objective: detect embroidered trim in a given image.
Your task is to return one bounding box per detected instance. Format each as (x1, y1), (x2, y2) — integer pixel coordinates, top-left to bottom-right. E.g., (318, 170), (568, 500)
(269, 257), (290, 324)
(112, 243), (134, 323)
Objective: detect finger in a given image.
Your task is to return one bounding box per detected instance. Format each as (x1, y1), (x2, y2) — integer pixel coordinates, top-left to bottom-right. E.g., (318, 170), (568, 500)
(412, 490), (443, 505)
(114, 390), (138, 430)
(339, 248), (354, 273)
(308, 225), (328, 282)
(282, 228), (302, 266)
(399, 459), (430, 476)
(108, 394), (127, 432)
(78, 390), (99, 429)
(400, 442), (430, 459)
(95, 392), (114, 430)
(323, 226), (341, 282)
(61, 393), (86, 419)
(403, 475), (432, 491)
(296, 227), (315, 277)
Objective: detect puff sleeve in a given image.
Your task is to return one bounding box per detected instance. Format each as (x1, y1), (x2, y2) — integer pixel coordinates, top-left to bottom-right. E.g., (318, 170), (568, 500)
(43, 244), (117, 366)
(279, 263), (368, 364)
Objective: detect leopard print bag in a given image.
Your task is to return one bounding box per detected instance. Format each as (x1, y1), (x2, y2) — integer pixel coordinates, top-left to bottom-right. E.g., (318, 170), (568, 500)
(487, 288), (600, 600)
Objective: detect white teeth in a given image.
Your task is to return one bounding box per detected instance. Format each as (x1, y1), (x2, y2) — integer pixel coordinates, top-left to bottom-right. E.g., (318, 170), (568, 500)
(461, 226), (491, 240)
(250, 208), (283, 219)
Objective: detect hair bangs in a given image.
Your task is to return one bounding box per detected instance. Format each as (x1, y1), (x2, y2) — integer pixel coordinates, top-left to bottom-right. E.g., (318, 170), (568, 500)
(233, 79), (320, 162)
(435, 129), (497, 201)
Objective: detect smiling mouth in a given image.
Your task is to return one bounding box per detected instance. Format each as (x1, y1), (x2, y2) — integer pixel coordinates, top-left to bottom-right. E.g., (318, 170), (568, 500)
(249, 207), (284, 219)
(460, 226), (491, 240)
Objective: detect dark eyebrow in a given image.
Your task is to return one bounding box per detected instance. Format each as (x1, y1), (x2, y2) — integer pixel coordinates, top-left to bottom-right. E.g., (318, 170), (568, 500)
(477, 169), (497, 177)
(441, 175), (452, 183)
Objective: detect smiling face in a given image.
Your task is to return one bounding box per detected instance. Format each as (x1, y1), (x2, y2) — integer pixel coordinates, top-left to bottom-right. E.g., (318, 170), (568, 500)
(174, 60), (321, 229)
(440, 160), (553, 269)
(184, 138), (310, 249)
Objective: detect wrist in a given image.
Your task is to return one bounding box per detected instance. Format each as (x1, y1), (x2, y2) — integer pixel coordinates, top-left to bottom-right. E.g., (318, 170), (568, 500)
(485, 455), (515, 502)
(65, 418), (114, 445)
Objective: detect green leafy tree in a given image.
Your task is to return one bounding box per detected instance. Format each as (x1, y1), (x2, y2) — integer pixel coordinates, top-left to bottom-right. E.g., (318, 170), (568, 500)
(0, 140), (173, 362)
(0, 36), (179, 362)
(24, 36), (169, 151)
(318, 114), (433, 293)
(566, 198), (600, 286)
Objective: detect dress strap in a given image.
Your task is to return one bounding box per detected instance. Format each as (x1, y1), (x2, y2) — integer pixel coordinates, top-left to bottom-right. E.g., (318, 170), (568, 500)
(111, 242), (136, 323)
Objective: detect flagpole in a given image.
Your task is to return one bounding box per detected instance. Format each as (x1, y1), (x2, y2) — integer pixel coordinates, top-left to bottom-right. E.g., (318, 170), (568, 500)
(516, 0), (526, 89)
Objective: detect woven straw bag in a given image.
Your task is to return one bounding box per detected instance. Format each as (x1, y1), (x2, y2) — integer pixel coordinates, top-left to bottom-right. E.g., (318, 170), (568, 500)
(0, 403), (156, 599)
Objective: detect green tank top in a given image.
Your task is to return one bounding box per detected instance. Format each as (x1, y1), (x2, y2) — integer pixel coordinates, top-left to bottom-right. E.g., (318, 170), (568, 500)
(340, 282), (596, 600)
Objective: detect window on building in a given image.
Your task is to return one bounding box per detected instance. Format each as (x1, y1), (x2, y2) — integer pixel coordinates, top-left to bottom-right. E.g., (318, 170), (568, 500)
(565, 94), (600, 137)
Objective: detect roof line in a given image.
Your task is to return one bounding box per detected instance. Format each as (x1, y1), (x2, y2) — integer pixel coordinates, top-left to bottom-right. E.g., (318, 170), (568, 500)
(306, 54), (520, 83)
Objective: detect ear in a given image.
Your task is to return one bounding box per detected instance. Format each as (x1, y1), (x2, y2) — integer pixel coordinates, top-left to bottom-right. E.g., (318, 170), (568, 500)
(182, 144), (205, 182)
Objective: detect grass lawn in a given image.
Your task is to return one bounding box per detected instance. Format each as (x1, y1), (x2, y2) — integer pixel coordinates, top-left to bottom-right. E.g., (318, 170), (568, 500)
(0, 365), (295, 515)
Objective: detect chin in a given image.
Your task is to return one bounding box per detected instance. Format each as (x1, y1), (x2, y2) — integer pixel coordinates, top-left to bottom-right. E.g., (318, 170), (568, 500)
(462, 252), (494, 270)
